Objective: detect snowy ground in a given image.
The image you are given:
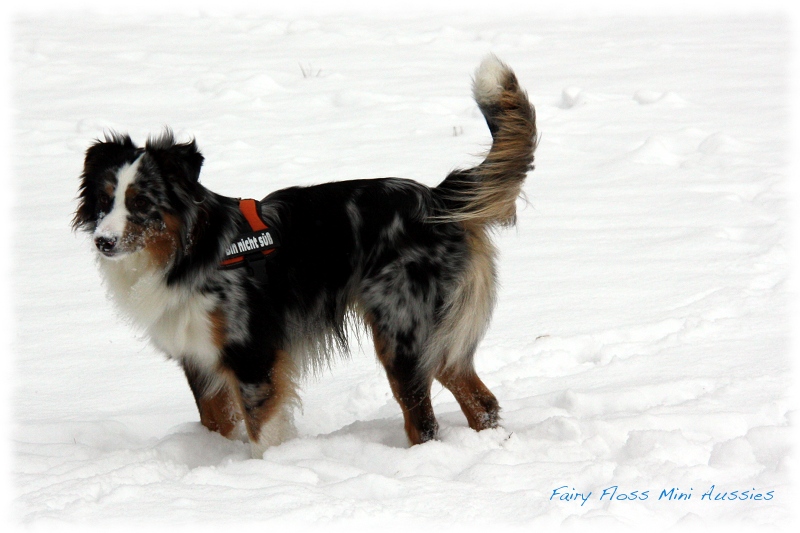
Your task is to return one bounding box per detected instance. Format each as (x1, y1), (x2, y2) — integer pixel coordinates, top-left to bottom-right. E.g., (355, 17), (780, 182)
(8, 6), (794, 532)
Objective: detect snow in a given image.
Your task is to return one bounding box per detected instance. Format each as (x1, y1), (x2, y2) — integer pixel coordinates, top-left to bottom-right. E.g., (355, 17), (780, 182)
(8, 4), (794, 532)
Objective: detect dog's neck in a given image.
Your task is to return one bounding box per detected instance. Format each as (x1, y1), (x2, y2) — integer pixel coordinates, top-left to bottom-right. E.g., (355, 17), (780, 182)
(165, 191), (242, 289)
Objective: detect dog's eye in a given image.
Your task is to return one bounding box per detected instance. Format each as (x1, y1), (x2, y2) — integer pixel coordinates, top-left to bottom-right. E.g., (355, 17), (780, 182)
(97, 192), (111, 211)
(132, 195), (152, 211)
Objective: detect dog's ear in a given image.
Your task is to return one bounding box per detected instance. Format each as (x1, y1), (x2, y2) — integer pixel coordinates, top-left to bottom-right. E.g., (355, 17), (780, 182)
(73, 133), (139, 232)
(145, 131), (205, 184)
(82, 133), (138, 177)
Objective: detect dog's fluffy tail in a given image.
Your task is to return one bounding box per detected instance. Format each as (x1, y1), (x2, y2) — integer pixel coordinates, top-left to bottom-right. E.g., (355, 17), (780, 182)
(436, 55), (537, 227)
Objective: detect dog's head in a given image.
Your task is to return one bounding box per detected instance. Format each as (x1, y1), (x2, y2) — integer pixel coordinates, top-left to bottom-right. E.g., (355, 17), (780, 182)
(73, 131), (205, 266)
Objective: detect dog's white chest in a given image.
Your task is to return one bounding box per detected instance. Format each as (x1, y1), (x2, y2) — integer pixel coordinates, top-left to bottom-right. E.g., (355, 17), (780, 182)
(99, 253), (221, 370)
(147, 292), (219, 367)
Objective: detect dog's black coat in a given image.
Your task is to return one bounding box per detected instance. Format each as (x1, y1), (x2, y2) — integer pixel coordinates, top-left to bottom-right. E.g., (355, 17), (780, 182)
(73, 56), (537, 454)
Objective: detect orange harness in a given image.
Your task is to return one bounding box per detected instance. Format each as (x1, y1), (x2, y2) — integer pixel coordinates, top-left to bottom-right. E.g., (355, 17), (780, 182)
(220, 199), (279, 280)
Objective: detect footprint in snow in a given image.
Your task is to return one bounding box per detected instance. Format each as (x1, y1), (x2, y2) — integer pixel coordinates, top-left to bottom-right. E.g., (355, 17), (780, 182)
(633, 90), (687, 107)
(558, 86), (596, 109)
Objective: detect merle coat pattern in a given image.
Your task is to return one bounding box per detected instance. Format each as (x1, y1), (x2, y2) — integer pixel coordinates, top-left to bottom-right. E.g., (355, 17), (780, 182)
(73, 55), (537, 456)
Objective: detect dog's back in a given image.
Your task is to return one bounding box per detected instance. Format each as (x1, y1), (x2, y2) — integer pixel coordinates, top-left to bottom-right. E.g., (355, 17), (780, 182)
(252, 55), (537, 445)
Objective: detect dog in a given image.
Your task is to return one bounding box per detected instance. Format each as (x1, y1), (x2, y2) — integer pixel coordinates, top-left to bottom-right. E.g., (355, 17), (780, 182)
(72, 55), (537, 457)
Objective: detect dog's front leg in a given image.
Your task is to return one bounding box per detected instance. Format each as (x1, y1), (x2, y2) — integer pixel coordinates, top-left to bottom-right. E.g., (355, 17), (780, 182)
(229, 349), (299, 458)
(182, 361), (242, 438)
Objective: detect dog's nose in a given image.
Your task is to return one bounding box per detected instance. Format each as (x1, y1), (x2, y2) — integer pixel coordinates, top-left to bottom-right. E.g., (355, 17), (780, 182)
(95, 236), (117, 253)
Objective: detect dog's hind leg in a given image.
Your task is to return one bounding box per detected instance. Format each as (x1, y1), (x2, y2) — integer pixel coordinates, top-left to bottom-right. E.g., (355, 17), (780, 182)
(182, 362), (242, 437)
(368, 319), (439, 445)
(436, 363), (500, 432)
(431, 227), (501, 432)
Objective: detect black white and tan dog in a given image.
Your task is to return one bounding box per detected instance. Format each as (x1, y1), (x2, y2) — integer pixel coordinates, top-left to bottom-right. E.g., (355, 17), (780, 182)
(73, 55), (537, 457)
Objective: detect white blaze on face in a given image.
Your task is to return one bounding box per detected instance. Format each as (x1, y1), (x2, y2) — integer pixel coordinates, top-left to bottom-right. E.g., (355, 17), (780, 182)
(95, 156), (142, 243)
